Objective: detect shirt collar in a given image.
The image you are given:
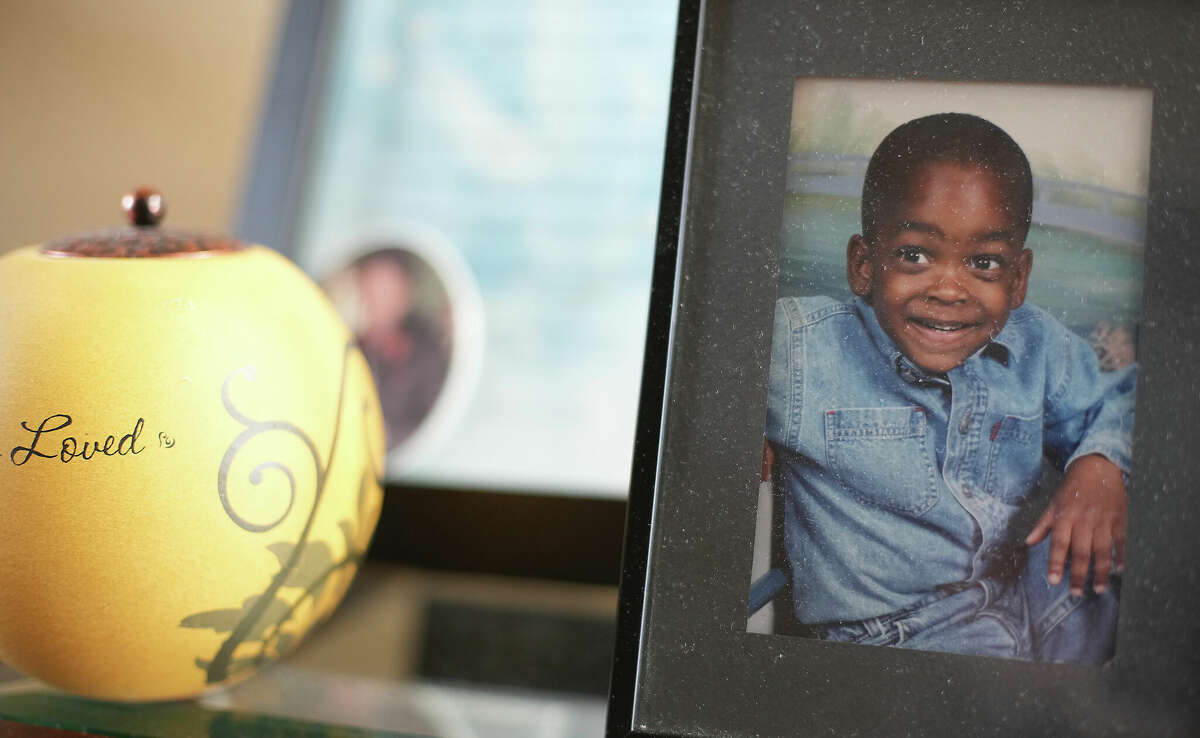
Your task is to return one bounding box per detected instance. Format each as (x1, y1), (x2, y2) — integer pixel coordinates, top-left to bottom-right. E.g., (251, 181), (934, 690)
(852, 296), (1018, 385)
(988, 309), (1025, 365)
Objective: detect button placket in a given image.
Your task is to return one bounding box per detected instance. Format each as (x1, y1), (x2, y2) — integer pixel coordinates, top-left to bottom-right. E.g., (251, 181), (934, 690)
(958, 411), (973, 434)
(945, 366), (995, 577)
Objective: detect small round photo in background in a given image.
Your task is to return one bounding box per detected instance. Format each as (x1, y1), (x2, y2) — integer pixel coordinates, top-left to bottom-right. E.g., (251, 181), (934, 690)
(321, 231), (483, 473)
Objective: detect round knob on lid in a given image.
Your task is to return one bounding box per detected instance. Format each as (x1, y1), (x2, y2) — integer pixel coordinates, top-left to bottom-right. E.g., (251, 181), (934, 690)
(122, 188), (166, 227)
(41, 188), (243, 258)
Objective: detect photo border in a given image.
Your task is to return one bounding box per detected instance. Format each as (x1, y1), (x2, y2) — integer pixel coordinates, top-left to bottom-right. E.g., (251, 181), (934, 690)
(608, 1), (1200, 735)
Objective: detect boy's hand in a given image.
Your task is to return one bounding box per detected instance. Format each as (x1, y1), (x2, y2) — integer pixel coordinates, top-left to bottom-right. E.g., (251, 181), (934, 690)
(1025, 454), (1126, 597)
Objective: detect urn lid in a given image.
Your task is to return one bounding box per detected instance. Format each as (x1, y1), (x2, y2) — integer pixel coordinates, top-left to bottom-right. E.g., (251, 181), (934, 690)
(41, 189), (244, 258)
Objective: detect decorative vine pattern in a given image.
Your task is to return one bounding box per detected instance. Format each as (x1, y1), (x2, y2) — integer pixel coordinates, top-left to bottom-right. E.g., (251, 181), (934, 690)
(179, 342), (381, 684)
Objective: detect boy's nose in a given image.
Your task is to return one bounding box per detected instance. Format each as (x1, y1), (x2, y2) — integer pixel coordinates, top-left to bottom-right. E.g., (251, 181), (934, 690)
(925, 272), (970, 303)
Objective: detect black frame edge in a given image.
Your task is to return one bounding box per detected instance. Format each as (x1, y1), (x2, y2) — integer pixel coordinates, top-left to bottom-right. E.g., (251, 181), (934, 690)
(610, 1), (1200, 734)
(605, 1), (703, 735)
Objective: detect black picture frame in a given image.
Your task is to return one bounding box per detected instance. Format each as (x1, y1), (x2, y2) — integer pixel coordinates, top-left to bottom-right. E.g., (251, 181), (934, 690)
(607, 1), (1200, 736)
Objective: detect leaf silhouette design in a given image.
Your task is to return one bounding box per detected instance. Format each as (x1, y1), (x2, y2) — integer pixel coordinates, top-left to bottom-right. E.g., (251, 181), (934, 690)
(183, 537), (367, 682)
(240, 595), (292, 641)
(271, 631), (296, 658)
(186, 595), (291, 641)
(180, 609), (244, 633)
(187, 343), (378, 684)
(266, 542), (296, 569)
(268, 540), (334, 604)
(338, 520), (356, 555)
(357, 471), (370, 519)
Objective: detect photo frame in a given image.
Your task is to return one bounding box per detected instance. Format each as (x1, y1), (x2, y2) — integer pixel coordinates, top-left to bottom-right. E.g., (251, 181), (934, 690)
(238, 0), (676, 584)
(608, 1), (1200, 736)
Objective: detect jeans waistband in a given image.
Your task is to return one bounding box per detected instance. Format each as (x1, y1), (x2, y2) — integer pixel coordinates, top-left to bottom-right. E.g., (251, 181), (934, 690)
(804, 580), (980, 640)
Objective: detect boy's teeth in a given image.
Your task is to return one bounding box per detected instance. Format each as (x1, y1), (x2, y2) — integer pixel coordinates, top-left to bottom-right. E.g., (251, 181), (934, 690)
(919, 319), (962, 331)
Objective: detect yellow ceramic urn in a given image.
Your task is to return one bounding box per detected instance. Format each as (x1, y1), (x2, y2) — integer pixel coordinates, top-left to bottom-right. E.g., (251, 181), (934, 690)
(0, 191), (384, 701)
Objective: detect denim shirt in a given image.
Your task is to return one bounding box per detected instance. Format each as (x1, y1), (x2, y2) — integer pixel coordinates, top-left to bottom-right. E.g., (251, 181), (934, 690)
(765, 296), (1136, 625)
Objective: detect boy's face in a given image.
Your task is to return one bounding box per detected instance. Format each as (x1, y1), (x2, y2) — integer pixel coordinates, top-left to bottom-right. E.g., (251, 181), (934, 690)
(847, 161), (1033, 374)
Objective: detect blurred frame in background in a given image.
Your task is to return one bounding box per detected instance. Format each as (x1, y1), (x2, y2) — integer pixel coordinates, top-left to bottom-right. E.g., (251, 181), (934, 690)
(245, 0), (679, 504)
(234, 0), (681, 590)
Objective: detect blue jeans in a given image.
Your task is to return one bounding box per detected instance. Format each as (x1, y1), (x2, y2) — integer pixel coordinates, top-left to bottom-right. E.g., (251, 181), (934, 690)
(811, 538), (1119, 664)
(1023, 536), (1120, 664)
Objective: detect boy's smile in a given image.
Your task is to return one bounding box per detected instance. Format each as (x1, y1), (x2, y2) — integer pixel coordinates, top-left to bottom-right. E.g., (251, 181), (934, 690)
(847, 162), (1033, 375)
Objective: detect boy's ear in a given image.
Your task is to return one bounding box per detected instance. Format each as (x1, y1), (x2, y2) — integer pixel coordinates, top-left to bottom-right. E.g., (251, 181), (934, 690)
(1008, 247), (1033, 309)
(846, 235), (874, 298)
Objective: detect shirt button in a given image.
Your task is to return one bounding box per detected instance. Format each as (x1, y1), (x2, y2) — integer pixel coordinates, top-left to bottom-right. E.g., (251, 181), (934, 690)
(958, 412), (972, 434)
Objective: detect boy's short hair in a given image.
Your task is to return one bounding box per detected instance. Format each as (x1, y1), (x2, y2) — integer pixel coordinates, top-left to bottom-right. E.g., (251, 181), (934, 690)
(861, 113), (1033, 243)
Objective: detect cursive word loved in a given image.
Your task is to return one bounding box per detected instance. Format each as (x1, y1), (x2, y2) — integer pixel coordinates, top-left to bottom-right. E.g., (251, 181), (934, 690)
(10, 414), (146, 466)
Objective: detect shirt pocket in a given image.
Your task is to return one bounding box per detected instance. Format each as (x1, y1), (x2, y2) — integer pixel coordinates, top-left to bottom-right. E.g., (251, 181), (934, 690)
(824, 406), (939, 517)
(983, 413), (1044, 504)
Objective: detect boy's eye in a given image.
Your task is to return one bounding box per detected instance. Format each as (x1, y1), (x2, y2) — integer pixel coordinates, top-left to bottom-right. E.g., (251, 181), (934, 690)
(968, 255), (1004, 271)
(895, 247), (929, 265)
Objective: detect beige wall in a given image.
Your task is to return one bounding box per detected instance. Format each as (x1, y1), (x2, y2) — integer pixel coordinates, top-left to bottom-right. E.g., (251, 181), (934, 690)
(0, 0), (285, 252)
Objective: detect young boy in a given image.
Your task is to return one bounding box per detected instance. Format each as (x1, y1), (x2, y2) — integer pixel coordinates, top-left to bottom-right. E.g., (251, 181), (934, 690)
(764, 113), (1136, 663)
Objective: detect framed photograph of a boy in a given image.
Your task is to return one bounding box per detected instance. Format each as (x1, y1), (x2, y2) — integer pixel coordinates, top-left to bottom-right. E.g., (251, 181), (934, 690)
(607, 2), (1200, 737)
(747, 79), (1147, 664)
